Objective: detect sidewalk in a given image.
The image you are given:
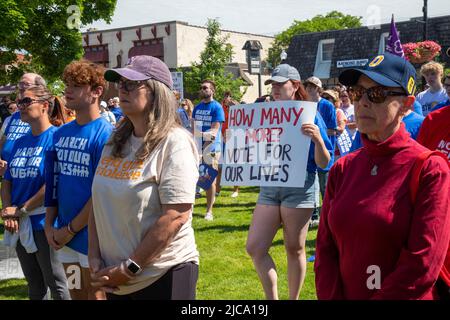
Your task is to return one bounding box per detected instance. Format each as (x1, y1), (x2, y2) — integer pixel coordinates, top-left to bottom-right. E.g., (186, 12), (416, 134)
(0, 244), (24, 280)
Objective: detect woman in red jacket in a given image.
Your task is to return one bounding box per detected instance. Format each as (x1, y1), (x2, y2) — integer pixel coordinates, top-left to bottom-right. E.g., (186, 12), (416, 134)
(315, 52), (450, 300)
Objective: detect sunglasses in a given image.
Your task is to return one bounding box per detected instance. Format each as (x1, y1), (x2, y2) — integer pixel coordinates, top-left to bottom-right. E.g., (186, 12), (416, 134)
(117, 80), (146, 92)
(17, 97), (45, 109)
(200, 86), (209, 90)
(349, 85), (407, 104)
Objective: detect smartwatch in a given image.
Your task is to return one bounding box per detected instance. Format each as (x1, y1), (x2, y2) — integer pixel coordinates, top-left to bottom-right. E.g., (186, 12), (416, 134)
(125, 258), (142, 275)
(19, 206), (28, 217)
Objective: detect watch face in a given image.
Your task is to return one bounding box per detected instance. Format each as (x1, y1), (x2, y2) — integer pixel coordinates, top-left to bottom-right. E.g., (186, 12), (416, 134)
(127, 261), (140, 274)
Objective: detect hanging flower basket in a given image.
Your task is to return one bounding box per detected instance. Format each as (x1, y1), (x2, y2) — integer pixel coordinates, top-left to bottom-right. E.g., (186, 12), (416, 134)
(403, 41), (442, 64)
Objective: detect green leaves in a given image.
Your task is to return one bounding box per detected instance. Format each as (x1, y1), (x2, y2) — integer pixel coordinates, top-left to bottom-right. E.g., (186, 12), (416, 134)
(0, 0), (117, 85)
(268, 11), (362, 68)
(184, 19), (246, 103)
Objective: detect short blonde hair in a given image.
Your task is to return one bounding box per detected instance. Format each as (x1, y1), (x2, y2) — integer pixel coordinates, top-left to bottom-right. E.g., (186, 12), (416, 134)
(420, 61), (444, 77)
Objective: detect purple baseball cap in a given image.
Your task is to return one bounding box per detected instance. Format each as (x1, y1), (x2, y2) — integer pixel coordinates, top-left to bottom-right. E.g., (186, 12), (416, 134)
(104, 55), (173, 89)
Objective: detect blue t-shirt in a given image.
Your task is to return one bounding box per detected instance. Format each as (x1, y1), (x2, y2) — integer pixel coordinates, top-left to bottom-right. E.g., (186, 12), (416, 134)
(4, 126), (58, 231)
(431, 99), (450, 112)
(45, 117), (113, 254)
(413, 101), (423, 115)
(307, 113), (333, 173)
(317, 99), (337, 172)
(2, 112), (31, 162)
(110, 106), (123, 123)
(350, 114), (424, 152)
(177, 107), (191, 130)
(402, 111), (424, 140)
(192, 100), (225, 153)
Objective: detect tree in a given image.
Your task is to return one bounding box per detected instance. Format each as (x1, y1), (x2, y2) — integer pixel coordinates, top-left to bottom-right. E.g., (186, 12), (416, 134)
(0, 0), (117, 85)
(268, 11), (362, 68)
(184, 19), (246, 103)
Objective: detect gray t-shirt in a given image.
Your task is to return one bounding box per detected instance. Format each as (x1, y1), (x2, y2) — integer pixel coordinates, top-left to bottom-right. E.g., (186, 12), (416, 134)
(92, 127), (200, 295)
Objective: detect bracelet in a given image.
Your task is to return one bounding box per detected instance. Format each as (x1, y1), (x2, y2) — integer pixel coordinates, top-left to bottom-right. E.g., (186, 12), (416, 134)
(67, 222), (77, 236)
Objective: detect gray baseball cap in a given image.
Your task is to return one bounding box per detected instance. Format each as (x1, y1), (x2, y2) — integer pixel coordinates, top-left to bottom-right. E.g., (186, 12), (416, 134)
(265, 64), (301, 85)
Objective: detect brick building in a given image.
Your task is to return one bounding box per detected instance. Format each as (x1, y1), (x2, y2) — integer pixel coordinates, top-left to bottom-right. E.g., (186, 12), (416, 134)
(286, 15), (450, 87)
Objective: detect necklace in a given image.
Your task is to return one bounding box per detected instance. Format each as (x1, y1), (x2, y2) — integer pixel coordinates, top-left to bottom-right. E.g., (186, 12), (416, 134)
(365, 151), (390, 176)
(371, 164), (378, 176)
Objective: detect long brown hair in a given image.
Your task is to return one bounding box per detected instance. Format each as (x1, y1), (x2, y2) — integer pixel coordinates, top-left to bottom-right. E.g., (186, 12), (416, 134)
(109, 79), (181, 160)
(290, 80), (308, 101)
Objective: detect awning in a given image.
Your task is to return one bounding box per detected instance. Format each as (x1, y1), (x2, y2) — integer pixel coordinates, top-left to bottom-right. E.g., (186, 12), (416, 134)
(128, 44), (164, 59)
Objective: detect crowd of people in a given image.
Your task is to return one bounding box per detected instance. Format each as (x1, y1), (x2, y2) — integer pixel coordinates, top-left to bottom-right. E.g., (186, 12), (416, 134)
(0, 50), (449, 300)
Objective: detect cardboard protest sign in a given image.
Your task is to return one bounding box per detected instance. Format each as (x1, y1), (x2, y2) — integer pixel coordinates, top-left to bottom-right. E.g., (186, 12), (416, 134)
(336, 128), (354, 156)
(221, 101), (317, 188)
(197, 162), (218, 190)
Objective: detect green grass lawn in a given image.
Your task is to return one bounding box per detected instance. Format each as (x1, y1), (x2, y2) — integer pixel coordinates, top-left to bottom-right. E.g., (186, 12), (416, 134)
(0, 186), (318, 300)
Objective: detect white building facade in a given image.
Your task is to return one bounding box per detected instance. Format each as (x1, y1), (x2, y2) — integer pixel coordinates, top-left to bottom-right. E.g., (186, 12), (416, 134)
(82, 21), (274, 102)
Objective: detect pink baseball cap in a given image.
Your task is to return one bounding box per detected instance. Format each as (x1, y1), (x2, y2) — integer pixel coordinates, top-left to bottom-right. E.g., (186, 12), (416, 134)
(104, 55), (173, 89)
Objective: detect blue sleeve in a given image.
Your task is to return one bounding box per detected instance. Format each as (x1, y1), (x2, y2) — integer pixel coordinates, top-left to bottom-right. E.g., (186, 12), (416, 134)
(44, 146), (58, 208)
(212, 102), (225, 123)
(315, 115), (333, 162)
(350, 132), (363, 152)
(413, 101), (423, 115)
(318, 100), (337, 130)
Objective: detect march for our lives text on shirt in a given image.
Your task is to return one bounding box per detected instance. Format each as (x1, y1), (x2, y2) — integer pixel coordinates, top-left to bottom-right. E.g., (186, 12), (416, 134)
(44, 117), (113, 255)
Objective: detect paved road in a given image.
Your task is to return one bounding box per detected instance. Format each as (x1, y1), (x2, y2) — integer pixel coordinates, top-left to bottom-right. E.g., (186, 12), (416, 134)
(0, 244), (24, 281)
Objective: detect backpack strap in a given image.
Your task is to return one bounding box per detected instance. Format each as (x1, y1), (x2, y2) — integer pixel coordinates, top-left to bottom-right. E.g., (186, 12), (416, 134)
(410, 151), (449, 203)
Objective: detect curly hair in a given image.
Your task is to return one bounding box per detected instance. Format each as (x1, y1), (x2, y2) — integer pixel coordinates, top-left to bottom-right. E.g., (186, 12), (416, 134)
(108, 79), (182, 160)
(62, 59), (106, 89)
(420, 61), (444, 77)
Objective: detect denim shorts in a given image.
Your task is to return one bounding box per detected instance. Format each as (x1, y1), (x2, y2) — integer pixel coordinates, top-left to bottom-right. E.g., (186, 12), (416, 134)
(257, 171), (319, 209)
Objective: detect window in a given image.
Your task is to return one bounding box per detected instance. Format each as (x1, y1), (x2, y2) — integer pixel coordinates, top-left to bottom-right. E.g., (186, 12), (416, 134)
(313, 39), (335, 79)
(378, 32), (389, 54)
(322, 42), (334, 61)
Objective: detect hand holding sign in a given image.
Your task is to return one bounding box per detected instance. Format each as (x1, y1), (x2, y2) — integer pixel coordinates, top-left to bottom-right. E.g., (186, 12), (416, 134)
(301, 123), (321, 144)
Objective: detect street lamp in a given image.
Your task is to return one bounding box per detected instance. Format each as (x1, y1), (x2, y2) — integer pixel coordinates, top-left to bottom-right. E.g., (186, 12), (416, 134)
(280, 50), (287, 63)
(242, 40), (263, 97)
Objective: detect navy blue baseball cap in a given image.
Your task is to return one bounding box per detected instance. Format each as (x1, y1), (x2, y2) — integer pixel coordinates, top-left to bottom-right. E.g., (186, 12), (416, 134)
(339, 52), (417, 96)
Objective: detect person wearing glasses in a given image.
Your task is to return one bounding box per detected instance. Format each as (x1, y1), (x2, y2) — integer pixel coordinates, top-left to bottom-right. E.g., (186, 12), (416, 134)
(315, 53), (450, 300)
(246, 64), (332, 300)
(44, 60), (113, 300)
(89, 55), (199, 300)
(191, 80), (225, 221)
(338, 87), (357, 140)
(0, 73), (45, 176)
(180, 99), (194, 119)
(1, 83), (70, 300)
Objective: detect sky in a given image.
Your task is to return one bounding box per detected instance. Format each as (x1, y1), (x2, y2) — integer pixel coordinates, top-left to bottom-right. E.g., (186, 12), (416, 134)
(84, 0), (450, 36)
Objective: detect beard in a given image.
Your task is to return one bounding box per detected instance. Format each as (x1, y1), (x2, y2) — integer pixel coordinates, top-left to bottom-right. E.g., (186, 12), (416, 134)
(199, 91), (212, 99)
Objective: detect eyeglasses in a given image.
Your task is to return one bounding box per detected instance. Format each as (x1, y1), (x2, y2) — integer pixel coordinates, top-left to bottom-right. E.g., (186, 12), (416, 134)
(200, 86), (209, 90)
(348, 85), (407, 104)
(339, 95), (349, 99)
(18, 82), (37, 90)
(17, 97), (45, 109)
(117, 80), (146, 92)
